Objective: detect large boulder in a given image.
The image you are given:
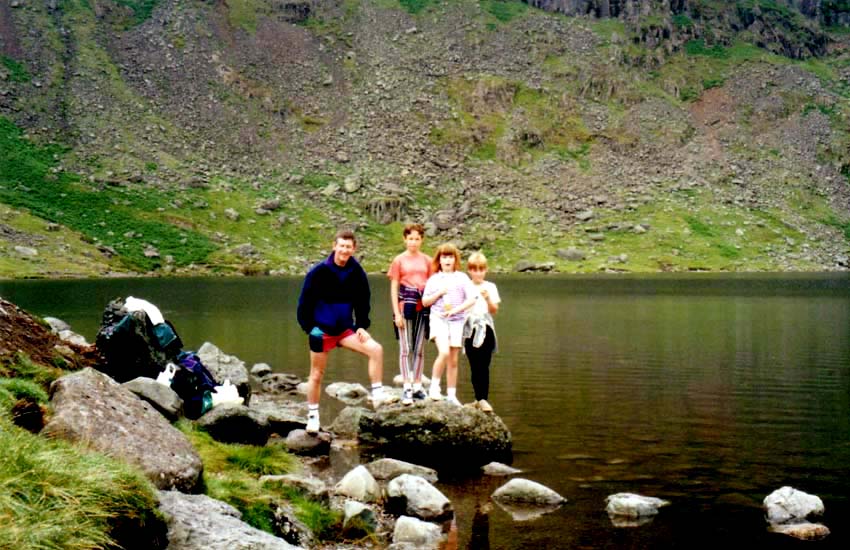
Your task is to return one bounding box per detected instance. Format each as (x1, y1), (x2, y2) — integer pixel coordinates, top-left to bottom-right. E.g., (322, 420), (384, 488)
(158, 490), (302, 550)
(197, 342), (251, 403)
(392, 515), (444, 548)
(42, 368), (203, 492)
(358, 401), (512, 470)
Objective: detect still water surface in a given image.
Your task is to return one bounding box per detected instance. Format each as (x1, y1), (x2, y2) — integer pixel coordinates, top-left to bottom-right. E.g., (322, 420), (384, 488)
(2, 273), (849, 549)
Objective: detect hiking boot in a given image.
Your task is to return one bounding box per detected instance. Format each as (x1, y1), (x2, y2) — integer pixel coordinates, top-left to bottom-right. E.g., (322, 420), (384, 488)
(446, 395), (462, 407)
(305, 413), (320, 435)
(402, 388), (413, 405)
(478, 399), (494, 413)
(412, 389), (427, 401)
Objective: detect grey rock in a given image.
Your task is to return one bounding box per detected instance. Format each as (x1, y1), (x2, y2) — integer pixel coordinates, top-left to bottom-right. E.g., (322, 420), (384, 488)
(492, 478), (566, 506)
(259, 373), (302, 394)
(392, 515), (443, 548)
(197, 342), (251, 403)
(43, 316), (71, 333)
(123, 376), (183, 421)
(556, 248), (587, 261)
(58, 329), (89, 347)
(342, 500), (377, 536)
(365, 458), (439, 483)
(386, 474), (452, 521)
(328, 405), (373, 438)
(250, 363), (273, 377)
(513, 260), (555, 272)
(285, 429), (331, 455)
(14, 246), (38, 256)
(224, 208), (240, 221)
(334, 465), (382, 503)
(158, 490), (301, 550)
(43, 369), (202, 492)
(605, 493), (670, 518)
(249, 394), (306, 436)
(764, 486), (824, 525)
(196, 404), (270, 445)
(358, 401), (512, 470)
(326, 381), (369, 404)
(481, 462), (522, 476)
(575, 210), (594, 222)
(260, 474), (328, 502)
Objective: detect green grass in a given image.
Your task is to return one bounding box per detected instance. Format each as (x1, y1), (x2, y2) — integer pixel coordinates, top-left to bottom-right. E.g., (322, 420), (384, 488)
(0, 117), (216, 271)
(0, 352), (64, 388)
(398, 0), (435, 14)
(1, 56), (31, 83)
(481, 0), (528, 23)
(113, 0), (162, 26)
(0, 419), (165, 550)
(178, 420), (344, 538)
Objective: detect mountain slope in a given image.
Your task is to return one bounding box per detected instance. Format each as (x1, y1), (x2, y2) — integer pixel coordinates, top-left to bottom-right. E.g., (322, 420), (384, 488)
(0, 0), (848, 277)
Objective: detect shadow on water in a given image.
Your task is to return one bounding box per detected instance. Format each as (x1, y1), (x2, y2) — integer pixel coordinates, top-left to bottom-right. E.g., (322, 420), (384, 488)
(2, 272), (849, 548)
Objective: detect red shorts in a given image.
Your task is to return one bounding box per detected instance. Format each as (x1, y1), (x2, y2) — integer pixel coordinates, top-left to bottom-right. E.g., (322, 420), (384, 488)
(309, 328), (355, 353)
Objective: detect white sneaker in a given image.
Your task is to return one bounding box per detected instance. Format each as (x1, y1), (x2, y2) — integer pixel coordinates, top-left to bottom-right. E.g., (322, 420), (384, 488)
(478, 399), (494, 413)
(402, 388), (413, 405)
(305, 413), (320, 434)
(370, 391), (396, 408)
(428, 387), (442, 400)
(446, 395), (462, 407)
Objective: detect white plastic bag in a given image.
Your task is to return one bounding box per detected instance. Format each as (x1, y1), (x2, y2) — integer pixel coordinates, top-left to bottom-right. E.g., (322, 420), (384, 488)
(156, 362), (177, 387)
(211, 379), (244, 408)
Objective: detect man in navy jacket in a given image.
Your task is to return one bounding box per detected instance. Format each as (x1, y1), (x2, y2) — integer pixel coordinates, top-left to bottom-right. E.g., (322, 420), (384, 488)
(297, 229), (386, 433)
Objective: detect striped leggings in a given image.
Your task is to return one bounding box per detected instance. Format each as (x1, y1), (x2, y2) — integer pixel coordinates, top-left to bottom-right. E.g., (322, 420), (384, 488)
(398, 308), (427, 381)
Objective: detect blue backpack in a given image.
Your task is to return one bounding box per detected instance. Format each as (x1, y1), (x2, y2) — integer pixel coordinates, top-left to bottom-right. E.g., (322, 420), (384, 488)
(171, 351), (218, 419)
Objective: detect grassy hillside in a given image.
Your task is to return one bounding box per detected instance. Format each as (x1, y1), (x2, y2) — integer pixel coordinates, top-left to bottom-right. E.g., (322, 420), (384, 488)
(0, 0), (848, 277)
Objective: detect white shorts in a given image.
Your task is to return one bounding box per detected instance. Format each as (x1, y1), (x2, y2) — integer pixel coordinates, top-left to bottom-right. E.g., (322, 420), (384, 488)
(429, 316), (465, 348)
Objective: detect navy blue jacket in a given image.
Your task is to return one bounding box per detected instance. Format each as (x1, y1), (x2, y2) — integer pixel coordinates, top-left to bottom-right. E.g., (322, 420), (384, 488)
(297, 253), (371, 336)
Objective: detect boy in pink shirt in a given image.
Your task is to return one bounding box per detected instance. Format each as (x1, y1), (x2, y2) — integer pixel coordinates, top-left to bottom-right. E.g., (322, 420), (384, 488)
(388, 223), (433, 405)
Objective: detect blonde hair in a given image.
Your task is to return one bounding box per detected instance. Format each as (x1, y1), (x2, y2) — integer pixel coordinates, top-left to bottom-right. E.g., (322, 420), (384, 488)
(432, 243), (461, 272)
(467, 251), (488, 269)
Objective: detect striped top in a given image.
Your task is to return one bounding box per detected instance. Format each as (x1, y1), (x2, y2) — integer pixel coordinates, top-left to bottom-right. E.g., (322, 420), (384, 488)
(423, 271), (477, 322)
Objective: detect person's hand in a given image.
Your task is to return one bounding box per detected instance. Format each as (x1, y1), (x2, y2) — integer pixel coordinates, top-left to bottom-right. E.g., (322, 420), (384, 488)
(393, 313), (405, 329)
(480, 288), (490, 301)
(356, 328), (371, 342)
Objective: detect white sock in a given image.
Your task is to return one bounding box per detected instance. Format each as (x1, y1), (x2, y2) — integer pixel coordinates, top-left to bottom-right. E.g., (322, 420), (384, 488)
(413, 383), (423, 392)
(403, 383), (412, 391)
(447, 387), (457, 399)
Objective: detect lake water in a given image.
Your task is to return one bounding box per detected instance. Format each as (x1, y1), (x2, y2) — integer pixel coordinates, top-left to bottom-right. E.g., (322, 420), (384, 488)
(2, 273), (849, 549)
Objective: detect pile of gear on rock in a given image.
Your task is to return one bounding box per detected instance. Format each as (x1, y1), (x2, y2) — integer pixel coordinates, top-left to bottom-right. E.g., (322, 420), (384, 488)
(95, 296), (242, 418)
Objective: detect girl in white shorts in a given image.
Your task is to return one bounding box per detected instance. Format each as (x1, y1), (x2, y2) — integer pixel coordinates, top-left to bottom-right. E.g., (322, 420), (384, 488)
(422, 242), (477, 406)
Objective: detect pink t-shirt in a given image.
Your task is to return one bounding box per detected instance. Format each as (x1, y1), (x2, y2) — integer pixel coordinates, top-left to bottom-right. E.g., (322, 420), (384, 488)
(423, 271), (476, 322)
(387, 252), (433, 291)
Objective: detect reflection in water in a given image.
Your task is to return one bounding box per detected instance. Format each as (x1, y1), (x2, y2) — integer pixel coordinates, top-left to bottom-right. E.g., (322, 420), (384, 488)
(2, 273), (849, 548)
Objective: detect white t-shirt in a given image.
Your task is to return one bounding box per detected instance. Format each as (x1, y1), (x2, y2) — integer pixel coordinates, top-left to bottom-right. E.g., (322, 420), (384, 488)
(468, 281), (500, 318)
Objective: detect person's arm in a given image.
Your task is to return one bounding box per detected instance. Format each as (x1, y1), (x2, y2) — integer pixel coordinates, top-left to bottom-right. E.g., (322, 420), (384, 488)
(483, 283), (500, 315)
(421, 278), (445, 308)
(296, 269), (316, 333)
(352, 265), (371, 332)
(390, 278), (403, 327)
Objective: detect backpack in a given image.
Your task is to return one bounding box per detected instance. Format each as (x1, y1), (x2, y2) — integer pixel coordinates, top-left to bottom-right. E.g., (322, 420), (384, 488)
(171, 351), (219, 419)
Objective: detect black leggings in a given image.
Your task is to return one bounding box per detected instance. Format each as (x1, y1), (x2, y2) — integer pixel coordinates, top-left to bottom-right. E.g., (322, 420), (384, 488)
(464, 325), (496, 401)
